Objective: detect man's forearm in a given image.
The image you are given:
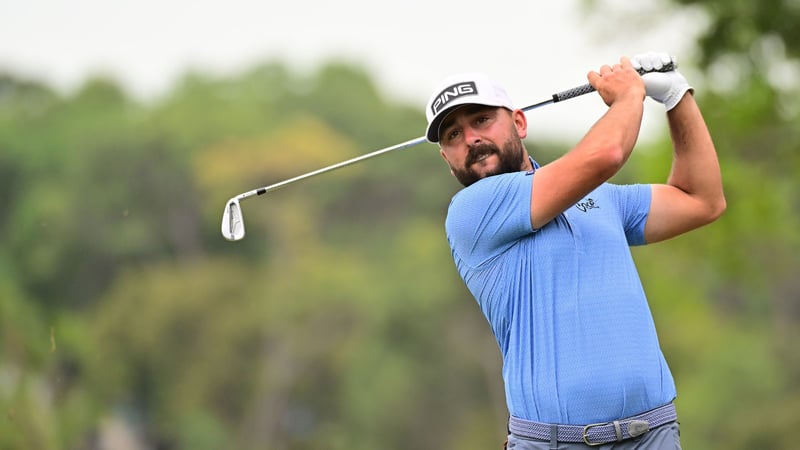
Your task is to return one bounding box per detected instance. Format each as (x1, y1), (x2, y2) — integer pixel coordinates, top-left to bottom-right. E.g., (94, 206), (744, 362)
(666, 94), (726, 216)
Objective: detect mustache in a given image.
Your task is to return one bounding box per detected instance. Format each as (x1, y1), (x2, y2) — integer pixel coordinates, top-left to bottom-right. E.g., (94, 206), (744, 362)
(465, 142), (499, 166)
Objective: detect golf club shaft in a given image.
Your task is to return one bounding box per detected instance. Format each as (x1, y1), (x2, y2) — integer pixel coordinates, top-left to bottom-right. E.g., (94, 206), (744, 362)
(231, 135), (427, 201)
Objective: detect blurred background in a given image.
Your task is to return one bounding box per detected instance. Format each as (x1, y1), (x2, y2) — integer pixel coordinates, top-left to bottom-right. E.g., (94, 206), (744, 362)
(1, 0), (798, 449)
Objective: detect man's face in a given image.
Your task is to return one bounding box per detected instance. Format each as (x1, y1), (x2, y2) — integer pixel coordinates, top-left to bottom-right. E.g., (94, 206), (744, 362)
(438, 105), (529, 187)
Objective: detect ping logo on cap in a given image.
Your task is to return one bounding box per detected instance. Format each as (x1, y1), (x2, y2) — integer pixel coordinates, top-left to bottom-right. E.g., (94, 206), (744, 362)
(431, 81), (478, 116)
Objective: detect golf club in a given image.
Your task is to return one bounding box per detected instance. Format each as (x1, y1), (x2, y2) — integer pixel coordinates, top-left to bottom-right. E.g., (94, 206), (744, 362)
(221, 62), (675, 241)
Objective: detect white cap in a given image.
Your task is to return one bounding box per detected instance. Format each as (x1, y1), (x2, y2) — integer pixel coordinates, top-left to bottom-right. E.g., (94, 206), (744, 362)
(424, 72), (514, 143)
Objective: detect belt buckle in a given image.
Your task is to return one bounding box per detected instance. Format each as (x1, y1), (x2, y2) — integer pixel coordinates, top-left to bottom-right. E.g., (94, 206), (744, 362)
(582, 422), (609, 446)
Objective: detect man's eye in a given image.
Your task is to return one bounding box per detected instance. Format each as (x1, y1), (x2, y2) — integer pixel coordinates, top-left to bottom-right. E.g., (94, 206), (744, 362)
(447, 129), (461, 140)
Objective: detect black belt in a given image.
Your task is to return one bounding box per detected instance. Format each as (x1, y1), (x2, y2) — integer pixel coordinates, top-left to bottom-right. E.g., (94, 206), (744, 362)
(508, 403), (677, 446)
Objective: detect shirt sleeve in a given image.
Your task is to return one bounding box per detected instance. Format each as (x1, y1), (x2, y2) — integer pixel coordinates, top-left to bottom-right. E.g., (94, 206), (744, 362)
(609, 183), (652, 246)
(445, 172), (535, 268)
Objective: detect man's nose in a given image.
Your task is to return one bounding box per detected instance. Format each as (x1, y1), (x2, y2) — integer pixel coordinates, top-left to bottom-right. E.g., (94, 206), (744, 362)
(463, 126), (482, 144)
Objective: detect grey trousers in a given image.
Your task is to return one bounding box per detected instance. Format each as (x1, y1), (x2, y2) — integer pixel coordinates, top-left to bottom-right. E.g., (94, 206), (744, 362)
(506, 421), (680, 450)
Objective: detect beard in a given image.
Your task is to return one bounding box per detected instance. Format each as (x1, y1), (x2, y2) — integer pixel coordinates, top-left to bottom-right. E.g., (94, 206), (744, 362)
(451, 130), (527, 187)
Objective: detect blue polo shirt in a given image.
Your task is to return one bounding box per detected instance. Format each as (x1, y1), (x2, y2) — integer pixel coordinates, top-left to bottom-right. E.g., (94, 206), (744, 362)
(445, 168), (676, 425)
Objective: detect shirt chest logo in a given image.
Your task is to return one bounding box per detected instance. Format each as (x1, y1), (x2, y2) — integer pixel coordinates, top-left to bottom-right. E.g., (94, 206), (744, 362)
(575, 198), (600, 212)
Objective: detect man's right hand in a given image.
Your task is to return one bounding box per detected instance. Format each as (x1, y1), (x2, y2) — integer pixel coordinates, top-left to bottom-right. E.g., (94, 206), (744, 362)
(587, 57), (646, 107)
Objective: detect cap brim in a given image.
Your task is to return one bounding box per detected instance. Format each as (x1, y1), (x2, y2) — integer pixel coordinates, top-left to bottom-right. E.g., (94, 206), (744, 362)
(426, 102), (514, 143)
(426, 104), (469, 143)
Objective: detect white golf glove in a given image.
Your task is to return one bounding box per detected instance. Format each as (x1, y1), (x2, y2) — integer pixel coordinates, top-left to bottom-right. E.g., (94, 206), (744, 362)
(631, 52), (693, 111)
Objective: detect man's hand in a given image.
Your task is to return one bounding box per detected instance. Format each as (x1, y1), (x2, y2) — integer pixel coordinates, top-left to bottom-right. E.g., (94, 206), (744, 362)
(631, 52), (693, 111)
(587, 57), (646, 107)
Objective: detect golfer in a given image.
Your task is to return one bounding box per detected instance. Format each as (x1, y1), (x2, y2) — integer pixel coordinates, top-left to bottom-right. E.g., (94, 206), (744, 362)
(424, 52), (725, 449)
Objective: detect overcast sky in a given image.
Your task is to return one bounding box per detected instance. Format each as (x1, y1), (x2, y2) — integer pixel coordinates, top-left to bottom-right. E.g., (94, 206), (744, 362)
(0, 0), (701, 140)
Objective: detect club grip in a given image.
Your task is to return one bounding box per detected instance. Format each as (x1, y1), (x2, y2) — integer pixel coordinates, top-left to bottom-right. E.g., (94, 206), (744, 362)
(552, 83), (595, 103)
(551, 60), (677, 103)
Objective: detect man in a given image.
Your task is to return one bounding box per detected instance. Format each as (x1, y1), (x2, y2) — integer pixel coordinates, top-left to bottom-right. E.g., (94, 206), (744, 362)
(424, 52), (725, 449)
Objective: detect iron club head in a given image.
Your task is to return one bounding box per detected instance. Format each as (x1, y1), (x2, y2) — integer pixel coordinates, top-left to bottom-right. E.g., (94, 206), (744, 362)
(221, 197), (245, 241)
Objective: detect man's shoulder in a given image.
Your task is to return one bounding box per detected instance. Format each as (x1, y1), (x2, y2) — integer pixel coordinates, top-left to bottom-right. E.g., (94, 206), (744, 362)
(446, 172), (534, 234)
(452, 172), (532, 201)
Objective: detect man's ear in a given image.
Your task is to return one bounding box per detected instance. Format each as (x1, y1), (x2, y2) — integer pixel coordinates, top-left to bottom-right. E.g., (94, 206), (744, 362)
(440, 148), (455, 176)
(513, 109), (528, 140)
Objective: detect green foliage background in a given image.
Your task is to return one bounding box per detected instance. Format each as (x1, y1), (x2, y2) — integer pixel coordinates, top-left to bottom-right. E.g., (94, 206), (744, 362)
(2, 2), (799, 448)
